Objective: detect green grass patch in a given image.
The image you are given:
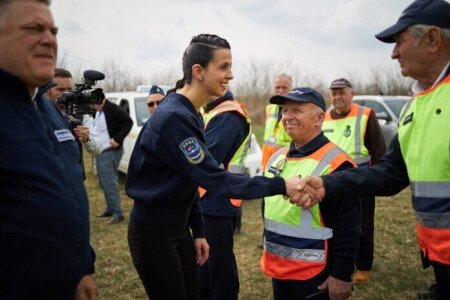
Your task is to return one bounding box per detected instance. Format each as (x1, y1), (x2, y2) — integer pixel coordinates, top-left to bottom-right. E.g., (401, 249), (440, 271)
(85, 155), (432, 299)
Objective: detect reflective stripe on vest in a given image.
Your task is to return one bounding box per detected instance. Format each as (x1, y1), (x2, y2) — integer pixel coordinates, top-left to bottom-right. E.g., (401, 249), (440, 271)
(200, 100), (252, 207)
(398, 74), (450, 265)
(323, 104), (371, 165)
(265, 241), (325, 263)
(411, 181), (450, 198)
(261, 142), (354, 280)
(264, 146), (342, 240)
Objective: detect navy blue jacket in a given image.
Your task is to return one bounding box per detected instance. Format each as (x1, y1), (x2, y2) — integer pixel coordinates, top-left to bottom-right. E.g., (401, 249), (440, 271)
(0, 69), (94, 298)
(125, 93), (285, 238)
(323, 136), (409, 198)
(201, 96), (249, 217)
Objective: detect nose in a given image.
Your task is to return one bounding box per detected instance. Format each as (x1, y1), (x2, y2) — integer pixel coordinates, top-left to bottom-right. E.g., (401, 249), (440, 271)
(391, 44), (399, 60)
(40, 28), (58, 51)
(227, 69), (234, 80)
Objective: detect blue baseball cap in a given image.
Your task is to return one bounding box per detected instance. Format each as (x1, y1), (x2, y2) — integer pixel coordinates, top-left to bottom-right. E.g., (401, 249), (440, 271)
(375, 0), (450, 43)
(269, 87), (326, 112)
(149, 85), (165, 96)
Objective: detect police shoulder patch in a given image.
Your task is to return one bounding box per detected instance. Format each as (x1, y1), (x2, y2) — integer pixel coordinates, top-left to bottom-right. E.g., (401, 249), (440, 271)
(180, 137), (205, 164)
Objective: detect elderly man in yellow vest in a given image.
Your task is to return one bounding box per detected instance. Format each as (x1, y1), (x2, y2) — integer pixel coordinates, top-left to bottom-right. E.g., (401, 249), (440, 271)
(261, 87), (361, 300)
(261, 74), (293, 170)
(259, 74), (293, 249)
(322, 78), (386, 284)
(292, 0), (450, 298)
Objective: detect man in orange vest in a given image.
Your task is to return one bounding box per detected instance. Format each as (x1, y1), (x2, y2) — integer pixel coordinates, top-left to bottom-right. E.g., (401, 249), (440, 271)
(292, 1), (450, 298)
(323, 78), (386, 283)
(259, 74), (293, 248)
(261, 74), (293, 169)
(261, 87), (361, 300)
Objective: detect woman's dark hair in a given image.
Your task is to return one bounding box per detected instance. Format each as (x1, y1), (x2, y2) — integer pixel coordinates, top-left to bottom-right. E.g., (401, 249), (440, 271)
(167, 34), (231, 95)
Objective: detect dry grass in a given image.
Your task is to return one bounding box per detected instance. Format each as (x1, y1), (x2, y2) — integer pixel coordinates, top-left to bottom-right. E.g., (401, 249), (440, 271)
(85, 157), (433, 299)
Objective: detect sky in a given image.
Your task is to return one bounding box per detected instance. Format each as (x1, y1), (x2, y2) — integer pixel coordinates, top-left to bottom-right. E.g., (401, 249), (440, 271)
(51, 0), (414, 88)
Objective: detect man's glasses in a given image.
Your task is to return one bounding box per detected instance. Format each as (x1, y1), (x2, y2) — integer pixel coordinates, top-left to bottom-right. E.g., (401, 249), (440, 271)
(147, 101), (161, 108)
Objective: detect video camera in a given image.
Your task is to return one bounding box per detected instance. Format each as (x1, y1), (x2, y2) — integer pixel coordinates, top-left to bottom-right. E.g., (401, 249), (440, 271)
(56, 70), (105, 126)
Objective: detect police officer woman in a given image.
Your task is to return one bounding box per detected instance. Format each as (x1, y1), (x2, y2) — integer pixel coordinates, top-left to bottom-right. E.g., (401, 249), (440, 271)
(125, 33), (301, 300)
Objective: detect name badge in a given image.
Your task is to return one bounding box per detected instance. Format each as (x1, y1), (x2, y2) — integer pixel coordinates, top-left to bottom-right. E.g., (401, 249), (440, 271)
(403, 113), (413, 125)
(267, 166), (281, 176)
(54, 129), (75, 142)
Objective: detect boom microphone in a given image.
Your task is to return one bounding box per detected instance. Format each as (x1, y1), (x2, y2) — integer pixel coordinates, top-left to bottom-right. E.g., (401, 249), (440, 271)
(83, 70), (105, 81)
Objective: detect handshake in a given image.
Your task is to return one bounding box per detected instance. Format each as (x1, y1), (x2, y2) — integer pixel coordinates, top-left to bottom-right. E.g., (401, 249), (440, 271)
(284, 176), (326, 208)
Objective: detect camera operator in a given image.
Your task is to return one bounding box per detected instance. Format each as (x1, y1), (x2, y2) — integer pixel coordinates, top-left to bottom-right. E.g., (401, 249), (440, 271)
(46, 68), (102, 156)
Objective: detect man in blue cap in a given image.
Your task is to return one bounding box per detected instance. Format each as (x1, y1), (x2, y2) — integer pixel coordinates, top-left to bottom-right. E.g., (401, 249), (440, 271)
(146, 85), (165, 115)
(260, 87), (361, 300)
(291, 1), (450, 298)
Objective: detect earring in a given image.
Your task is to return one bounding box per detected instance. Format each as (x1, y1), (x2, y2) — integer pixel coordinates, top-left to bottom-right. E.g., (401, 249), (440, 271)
(198, 76), (204, 81)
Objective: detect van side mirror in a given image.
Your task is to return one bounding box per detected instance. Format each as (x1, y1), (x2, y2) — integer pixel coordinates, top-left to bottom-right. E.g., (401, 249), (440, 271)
(376, 111), (391, 122)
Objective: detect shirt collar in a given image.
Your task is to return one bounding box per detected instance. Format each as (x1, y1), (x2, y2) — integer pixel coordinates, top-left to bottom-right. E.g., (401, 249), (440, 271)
(287, 132), (329, 158)
(31, 88), (38, 102)
(412, 62), (450, 94)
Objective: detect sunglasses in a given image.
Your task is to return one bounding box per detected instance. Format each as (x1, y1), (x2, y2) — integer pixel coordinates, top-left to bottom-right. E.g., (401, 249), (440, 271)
(147, 101), (161, 108)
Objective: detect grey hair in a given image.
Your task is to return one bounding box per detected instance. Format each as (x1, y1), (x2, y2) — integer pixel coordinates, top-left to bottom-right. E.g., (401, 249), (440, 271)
(274, 73), (293, 84)
(409, 24), (450, 42)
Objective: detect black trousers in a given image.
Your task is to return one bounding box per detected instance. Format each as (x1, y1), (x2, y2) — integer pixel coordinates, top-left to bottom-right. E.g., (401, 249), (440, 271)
(272, 271), (329, 300)
(355, 195), (375, 271)
(128, 219), (198, 300)
(432, 262), (450, 300)
(199, 215), (239, 300)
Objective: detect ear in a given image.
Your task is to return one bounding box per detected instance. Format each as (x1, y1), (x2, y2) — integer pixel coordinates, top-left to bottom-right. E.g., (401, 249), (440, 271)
(192, 64), (204, 78)
(317, 111), (325, 125)
(427, 26), (442, 53)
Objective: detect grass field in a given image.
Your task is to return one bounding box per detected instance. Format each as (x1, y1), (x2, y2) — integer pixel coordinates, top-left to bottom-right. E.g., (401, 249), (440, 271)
(85, 158), (433, 299)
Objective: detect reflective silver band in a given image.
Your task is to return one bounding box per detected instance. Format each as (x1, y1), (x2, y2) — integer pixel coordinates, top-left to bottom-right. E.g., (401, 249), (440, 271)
(416, 211), (450, 228)
(265, 241), (325, 262)
(265, 218), (333, 240)
(411, 181), (450, 198)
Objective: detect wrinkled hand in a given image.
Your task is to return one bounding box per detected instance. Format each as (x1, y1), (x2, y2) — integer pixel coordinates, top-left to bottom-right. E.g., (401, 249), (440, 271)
(288, 176), (325, 208)
(194, 238), (210, 266)
(318, 276), (352, 300)
(74, 126), (90, 144)
(76, 275), (97, 300)
(109, 138), (119, 148)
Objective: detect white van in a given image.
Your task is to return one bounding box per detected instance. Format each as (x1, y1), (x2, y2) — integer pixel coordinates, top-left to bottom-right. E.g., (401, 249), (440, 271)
(105, 91), (263, 177)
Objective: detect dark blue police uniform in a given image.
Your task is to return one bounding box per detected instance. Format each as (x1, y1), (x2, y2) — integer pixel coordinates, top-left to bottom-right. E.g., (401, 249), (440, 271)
(199, 93), (249, 300)
(0, 69), (95, 299)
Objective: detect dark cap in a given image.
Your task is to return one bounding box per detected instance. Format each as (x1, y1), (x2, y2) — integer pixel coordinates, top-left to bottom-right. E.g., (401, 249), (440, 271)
(270, 87), (326, 112)
(329, 78), (352, 89)
(375, 0), (450, 43)
(149, 85), (165, 96)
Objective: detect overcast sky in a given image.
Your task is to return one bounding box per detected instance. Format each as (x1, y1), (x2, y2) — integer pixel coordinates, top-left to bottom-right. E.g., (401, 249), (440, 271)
(51, 0), (413, 88)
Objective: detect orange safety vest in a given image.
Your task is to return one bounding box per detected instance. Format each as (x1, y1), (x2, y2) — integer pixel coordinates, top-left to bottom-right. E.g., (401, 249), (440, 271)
(322, 104), (371, 165)
(398, 74), (450, 265)
(261, 142), (354, 280)
(199, 100), (252, 207)
(261, 105), (291, 170)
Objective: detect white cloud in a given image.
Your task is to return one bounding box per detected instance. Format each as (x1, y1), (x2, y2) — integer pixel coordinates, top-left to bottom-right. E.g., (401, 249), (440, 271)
(51, 0), (412, 87)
